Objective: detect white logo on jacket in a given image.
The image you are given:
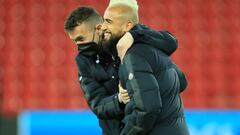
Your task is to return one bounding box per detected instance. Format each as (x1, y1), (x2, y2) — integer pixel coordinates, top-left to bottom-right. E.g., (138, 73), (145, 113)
(128, 73), (134, 80)
(79, 76), (82, 81)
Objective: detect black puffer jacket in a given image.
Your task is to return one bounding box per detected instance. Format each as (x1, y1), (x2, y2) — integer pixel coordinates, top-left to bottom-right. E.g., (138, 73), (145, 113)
(76, 46), (123, 135)
(75, 28), (153, 135)
(119, 25), (189, 135)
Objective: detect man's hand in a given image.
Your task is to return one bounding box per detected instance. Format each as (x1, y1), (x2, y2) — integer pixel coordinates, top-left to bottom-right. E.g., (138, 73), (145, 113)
(117, 32), (134, 62)
(118, 85), (130, 104)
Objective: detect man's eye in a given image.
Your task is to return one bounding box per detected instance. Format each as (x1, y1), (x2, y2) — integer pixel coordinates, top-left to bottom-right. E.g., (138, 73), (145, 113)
(74, 38), (84, 42)
(76, 39), (84, 42)
(105, 19), (112, 24)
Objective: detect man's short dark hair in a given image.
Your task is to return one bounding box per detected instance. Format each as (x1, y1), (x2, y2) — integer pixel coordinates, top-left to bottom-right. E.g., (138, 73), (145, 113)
(64, 6), (102, 31)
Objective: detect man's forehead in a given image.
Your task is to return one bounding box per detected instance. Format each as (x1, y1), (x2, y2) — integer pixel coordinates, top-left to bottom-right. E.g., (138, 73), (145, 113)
(68, 24), (89, 39)
(68, 33), (84, 40)
(104, 5), (132, 20)
(104, 9), (122, 21)
(104, 9), (113, 18)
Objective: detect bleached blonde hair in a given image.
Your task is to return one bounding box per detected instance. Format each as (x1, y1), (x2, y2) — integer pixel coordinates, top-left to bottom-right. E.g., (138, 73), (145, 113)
(107, 0), (139, 24)
(108, 0), (138, 11)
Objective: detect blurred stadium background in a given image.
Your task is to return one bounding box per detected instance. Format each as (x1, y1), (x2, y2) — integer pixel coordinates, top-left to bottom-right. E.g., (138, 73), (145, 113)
(0, 0), (240, 135)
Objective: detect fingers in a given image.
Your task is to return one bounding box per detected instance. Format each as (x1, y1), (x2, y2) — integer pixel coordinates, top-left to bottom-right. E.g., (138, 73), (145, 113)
(123, 96), (130, 101)
(121, 92), (129, 98)
(119, 92), (129, 104)
(119, 92), (130, 104)
(118, 84), (130, 104)
(121, 92), (130, 104)
(122, 98), (130, 104)
(123, 99), (130, 104)
(121, 92), (128, 97)
(119, 89), (128, 97)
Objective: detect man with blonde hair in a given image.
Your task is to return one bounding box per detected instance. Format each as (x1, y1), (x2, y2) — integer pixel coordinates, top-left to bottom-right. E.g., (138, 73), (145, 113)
(102, 0), (189, 134)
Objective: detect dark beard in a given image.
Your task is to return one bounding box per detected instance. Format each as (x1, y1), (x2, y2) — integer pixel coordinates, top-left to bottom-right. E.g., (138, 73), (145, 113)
(101, 34), (122, 54)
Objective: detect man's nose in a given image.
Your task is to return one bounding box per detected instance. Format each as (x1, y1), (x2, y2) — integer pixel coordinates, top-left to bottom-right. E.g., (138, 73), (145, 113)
(101, 23), (107, 31)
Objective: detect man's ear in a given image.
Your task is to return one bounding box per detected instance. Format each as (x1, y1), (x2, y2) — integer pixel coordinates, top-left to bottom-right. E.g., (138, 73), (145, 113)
(95, 24), (102, 34)
(124, 21), (134, 32)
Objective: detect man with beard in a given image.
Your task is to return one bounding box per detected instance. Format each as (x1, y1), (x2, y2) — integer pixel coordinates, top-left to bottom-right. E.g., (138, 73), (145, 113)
(101, 0), (189, 135)
(64, 6), (179, 135)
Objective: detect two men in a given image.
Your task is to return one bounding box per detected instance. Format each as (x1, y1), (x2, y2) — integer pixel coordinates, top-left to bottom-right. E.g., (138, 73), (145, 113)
(64, 0), (189, 134)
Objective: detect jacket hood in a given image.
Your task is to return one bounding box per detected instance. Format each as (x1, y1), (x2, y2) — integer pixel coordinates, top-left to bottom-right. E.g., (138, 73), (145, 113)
(130, 24), (178, 56)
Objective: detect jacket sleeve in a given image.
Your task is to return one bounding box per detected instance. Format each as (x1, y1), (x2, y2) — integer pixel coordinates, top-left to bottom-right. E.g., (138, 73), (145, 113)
(120, 53), (161, 135)
(76, 56), (124, 120)
(129, 30), (178, 56)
